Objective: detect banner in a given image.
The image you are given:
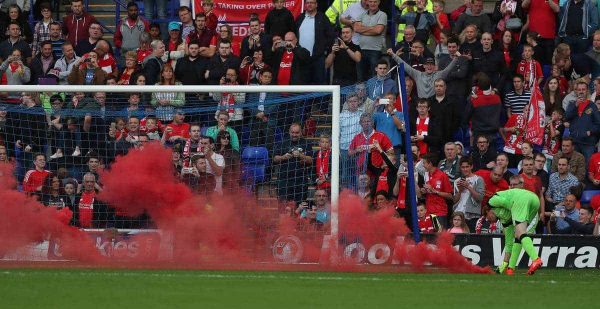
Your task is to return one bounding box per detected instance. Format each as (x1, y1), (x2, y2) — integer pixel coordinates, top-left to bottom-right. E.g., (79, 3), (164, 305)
(192, 0), (304, 45)
(524, 88), (546, 146)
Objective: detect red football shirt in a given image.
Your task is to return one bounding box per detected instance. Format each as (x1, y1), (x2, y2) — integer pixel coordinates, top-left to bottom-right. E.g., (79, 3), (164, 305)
(23, 169), (50, 193)
(475, 169), (509, 206)
(527, 0), (559, 39)
(425, 168), (452, 216)
(349, 130), (393, 172)
(165, 122), (190, 140)
(277, 51), (294, 85)
(521, 173), (543, 195)
(589, 153), (600, 181)
(78, 191), (95, 228)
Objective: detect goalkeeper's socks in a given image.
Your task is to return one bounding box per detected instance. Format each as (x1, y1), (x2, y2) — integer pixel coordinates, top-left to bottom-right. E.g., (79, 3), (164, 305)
(508, 243), (522, 269)
(520, 236), (539, 260)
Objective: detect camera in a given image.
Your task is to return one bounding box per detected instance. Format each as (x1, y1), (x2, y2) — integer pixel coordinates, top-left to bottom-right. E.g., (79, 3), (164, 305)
(84, 58), (91, 63)
(285, 42), (293, 51)
(245, 56), (253, 64)
(223, 77), (232, 83)
(288, 147), (303, 154)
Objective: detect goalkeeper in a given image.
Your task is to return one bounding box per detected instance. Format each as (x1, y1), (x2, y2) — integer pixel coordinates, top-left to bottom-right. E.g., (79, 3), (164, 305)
(488, 189), (543, 275)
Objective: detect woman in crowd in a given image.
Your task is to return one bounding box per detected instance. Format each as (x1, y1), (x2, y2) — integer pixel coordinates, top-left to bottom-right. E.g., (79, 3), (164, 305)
(117, 51), (140, 85)
(543, 77), (564, 117)
(0, 4), (33, 43)
(40, 174), (66, 208)
(210, 24), (240, 56)
(239, 49), (270, 85)
(0, 49), (31, 100)
(163, 21), (185, 68)
(215, 130), (240, 192)
(151, 63), (185, 123)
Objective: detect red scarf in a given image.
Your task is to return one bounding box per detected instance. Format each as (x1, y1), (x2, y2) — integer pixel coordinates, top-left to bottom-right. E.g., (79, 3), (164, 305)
(182, 138), (201, 167)
(220, 93), (235, 116)
(396, 176), (407, 209)
(416, 116), (429, 155)
(316, 150), (330, 189)
(375, 169), (389, 193)
(543, 120), (562, 156)
(577, 100), (590, 117)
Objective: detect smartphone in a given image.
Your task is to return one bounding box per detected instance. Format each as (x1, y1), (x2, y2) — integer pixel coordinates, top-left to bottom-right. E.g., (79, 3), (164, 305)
(110, 122), (116, 130)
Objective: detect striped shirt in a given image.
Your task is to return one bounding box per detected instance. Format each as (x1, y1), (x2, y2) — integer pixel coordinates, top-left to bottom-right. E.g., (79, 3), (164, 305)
(546, 172), (579, 204)
(504, 90), (531, 115)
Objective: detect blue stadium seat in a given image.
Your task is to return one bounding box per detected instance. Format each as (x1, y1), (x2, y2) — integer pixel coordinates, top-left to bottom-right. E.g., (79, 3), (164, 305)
(581, 190), (600, 204)
(240, 125), (251, 147)
(241, 147), (270, 192)
(508, 168), (519, 175)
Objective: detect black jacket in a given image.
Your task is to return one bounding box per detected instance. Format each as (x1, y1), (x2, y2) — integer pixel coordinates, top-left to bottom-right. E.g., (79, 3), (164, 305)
(29, 54), (58, 85)
(295, 11), (335, 60)
(265, 7), (296, 38)
(206, 54), (242, 85)
(272, 46), (311, 85)
(71, 193), (114, 228)
(174, 56), (208, 85)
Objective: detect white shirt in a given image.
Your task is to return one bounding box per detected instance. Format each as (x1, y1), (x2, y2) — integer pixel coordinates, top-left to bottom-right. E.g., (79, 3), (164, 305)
(205, 152), (225, 193)
(342, 2), (367, 44)
(299, 14), (316, 56)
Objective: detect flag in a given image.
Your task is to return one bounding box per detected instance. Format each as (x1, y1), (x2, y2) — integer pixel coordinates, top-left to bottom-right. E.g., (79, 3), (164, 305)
(524, 87), (546, 146)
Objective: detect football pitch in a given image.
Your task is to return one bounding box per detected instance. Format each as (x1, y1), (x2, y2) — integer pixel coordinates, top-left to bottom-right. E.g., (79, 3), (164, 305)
(1, 267), (598, 308)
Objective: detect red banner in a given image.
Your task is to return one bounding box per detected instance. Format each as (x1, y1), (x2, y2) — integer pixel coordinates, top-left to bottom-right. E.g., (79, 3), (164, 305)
(193, 0), (304, 47)
(523, 87), (546, 146)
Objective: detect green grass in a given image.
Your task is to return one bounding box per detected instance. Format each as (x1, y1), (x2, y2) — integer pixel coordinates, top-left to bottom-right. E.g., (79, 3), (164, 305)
(1, 267), (597, 308)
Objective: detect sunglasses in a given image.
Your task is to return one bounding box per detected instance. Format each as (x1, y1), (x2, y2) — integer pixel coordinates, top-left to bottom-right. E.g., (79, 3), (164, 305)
(222, 136), (230, 139)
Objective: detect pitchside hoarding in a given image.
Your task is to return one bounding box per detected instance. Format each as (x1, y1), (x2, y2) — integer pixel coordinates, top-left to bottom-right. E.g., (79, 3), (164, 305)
(3, 231), (599, 269)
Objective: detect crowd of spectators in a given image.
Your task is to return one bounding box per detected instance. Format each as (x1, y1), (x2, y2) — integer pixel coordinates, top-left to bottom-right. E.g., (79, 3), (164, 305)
(0, 0), (599, 234)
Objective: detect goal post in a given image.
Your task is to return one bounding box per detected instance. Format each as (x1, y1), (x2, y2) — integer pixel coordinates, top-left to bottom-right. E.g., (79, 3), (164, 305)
(0, 84), (341, 263)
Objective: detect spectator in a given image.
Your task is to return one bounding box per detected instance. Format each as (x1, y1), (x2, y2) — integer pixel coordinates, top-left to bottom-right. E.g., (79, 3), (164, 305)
(265, 0), (296, 38)
(458, 24), (481, 55)
(452, 156), (484, 231)
(175, 40), (208, 86)
(389, 49), (461, 99)
(325, 25), (362, 87)
(163, 110), (190, 147)
(454, 0), (491, 34)
(428, 78), (459, 144)
(240, 49), (270, 85)
(0, 4), (32, 44)
(471, 135), (497, 171)
(72, 172), (112, 228)
(0, 49), (31, 94)
(273, 123), (313, 204)
(23, 153), (50, 194)
(181, 153), (217, 195)
(437, 37), (470, 104)
(241, 17), (272, 61)
(411, 98), (443, 157)
(145, 0), (168, 40)
(111, 116), (143, 156)
(151, 63), (185, 121)
(546, 157), (581, 208)
(94, 39), (118, 76)
(295, 0), (334, 85)
(136, 32), (153, 65)
(114, 1), (149, 66)
(543, 107), (565, 158)
(141, 40), (165, 85)
(206, 111), (240, 152)
(177, 6), (194, 42)
(557, 0), (598, 54)
(40, 174), (67, 208)
(161, 22), (185, 69)
(533, 152), (549, 186)
(561, 204), (595, 234)
(450, 0), (471, 22)
(543, 77), (565, 117)
(340, 94), (363, 189)
(205, 40), (241, 85)
(550, 193), (580, 234)
(211, 24), (239, 57)
(520, 156), (546, 223)
(31, 3), (56, 57)
(476, 205), (503, 234)
(354, 0), (387, 81)
(186, 12), (216, 58)
(30, 41), (57, 85)
(198, 135), (225, 193)
(364, 60), (397, 110)
(564, 81), (600, 163)
(417, 203), (441, 233)
(200, 0), (218, 32)
(588, 151), (600, 189)
(431, 0), (450, 44)
(348, 113), (393, 176)
(495, 153), (513, 182)
(149, 23), (161, 42)
(417, 153), (453, 228)
(272, 32), (311, 85)
(516, 44), (543, 91)
(373, 93), (405, 160)
(296, 189), (331, 225)
(0, 21), (32, 63)
(471, 32), (505, 90)
(339, 0), (368, 44)
(522, 0), (559, 66)
(447, 211), (470, 233)
(465, 72), (503, 142)
(214, 129), (240, 192)
(504, 74), (531, 118)
(47, 22), (65, 59)
(67, 50), (107, 85)
(311, 134), (332, 191)
(74, 22), (103, 56)
(475, 166), (509, 207)
(496, 29), (519, 75)
(396, 0), (435, 43)
(117, 51), (139, 85)
(395, 25), (430, 65)
(439, 142), (461, 184)
(123, 92), (146, 119)
(53, 42), (79, 85)
(550, 137), (587, 182)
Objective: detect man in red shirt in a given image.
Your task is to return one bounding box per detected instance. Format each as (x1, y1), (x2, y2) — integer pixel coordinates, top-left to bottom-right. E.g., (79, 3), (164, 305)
(588, 152), (600, 189)
(73, 173), (111, 228)
(348, 113), (393, 175)
(418, 153), (453, 228)
(273, 32), (311, 85)
(163, 109), (190, 144)
(475, 166), (509, 207)
(23, 153), (50, 194)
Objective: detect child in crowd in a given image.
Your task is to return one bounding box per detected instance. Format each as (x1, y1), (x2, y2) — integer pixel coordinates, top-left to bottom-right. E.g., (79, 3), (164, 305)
(516, 44), (543, 91)
(543, 107), (565, 158)
(417, 203), (441, 233)
(448, 211), (470, 233)
(475, 205), (503, 234)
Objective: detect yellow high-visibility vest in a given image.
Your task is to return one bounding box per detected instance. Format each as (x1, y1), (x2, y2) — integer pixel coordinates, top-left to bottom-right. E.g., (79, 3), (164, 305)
(325, 0), (362, 26)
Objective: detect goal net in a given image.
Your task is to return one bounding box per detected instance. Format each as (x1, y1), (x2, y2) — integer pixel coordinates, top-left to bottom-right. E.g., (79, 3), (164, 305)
(0, 84), (346, 264)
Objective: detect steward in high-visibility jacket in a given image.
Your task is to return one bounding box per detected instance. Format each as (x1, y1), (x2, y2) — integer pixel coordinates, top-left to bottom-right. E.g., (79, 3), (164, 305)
(325, 0), (362, 27)
(394, 0), (433, 43)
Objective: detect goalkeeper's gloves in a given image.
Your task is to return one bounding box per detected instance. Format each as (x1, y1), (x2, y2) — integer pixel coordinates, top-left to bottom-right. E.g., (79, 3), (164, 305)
(495, 261), (509, 274)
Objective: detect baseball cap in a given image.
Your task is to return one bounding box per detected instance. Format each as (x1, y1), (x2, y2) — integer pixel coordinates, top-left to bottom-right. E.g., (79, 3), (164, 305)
(168, 21), (181, 32)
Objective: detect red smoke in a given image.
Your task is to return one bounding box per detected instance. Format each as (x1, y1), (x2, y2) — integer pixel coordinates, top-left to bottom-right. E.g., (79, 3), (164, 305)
(0, 163), (101, 262)
(2, 144), (490, 274)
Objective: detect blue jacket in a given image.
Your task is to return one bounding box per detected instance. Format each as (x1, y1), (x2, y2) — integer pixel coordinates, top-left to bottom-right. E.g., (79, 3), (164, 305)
(558, 0), (599, 38)
(366, 76), (398, 101)
(565, 100), (600, 146)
